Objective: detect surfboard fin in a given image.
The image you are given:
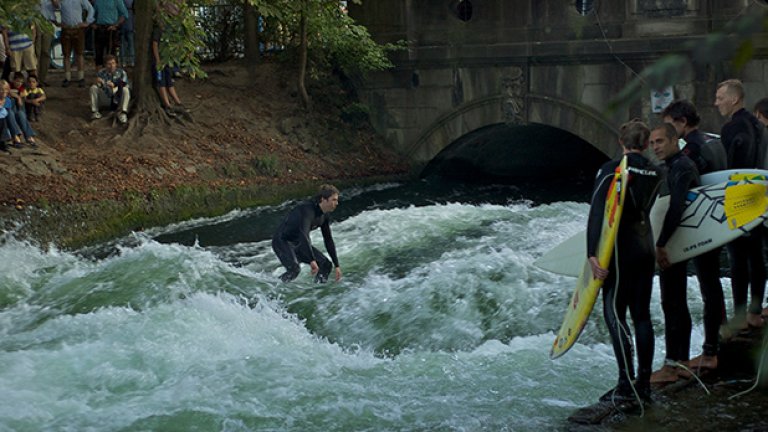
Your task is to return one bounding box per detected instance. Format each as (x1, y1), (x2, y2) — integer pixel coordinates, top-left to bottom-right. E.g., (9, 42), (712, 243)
(724, 183), (768, 229)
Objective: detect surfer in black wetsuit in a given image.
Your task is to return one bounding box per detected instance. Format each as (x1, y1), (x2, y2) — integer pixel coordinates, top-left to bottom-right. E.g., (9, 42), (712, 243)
(272, 184), (342, 283)
(649, 123), (701, 383)
(715, 79), (766, 331)
(587, 120), (662, 403)
(662, 100), (726, 372)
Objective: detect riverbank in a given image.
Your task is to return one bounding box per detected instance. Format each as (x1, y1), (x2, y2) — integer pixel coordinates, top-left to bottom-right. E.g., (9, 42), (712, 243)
(0, 60), (411, 248)
(566, 326), (768, 430)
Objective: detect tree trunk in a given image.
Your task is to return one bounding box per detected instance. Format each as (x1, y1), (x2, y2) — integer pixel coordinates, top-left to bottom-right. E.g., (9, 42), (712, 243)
(133, 0), (156, 111)
(297, 3), (310, 110)
(243, 1), (260, 67)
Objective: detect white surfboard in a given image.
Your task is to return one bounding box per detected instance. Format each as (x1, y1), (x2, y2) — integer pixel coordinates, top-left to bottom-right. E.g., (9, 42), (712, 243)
(534, 230), (585, 277)
(534, 179), (768, 277)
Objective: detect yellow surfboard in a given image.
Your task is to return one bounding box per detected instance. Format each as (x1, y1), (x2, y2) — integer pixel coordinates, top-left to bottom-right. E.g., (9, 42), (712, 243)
(550, 156), (629, 359)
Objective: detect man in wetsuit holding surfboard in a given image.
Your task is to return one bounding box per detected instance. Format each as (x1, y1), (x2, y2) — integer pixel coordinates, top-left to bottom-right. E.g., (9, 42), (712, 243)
(272, 184), (343, 283)
(587, 120), (662, 402)
(649, 123), (701, 383)
(661, 100), (726, 373)
(715, 79), (766, 331)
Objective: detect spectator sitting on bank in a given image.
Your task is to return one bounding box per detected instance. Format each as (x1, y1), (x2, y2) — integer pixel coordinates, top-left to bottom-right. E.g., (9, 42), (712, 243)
(152, 15), (189, 117)
(10, 72), (26, 98)
(0, 102), (11, 152)
(0, 79), (36, 147)
(25, 75), (46, 122)
(90, 54), (130, 124)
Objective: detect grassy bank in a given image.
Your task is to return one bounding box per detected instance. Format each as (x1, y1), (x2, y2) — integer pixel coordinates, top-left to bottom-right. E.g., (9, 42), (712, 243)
(3, 174), (412, 250)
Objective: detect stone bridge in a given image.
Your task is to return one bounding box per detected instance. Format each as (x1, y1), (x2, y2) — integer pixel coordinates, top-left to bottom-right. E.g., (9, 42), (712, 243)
(349, 0), (768, 176)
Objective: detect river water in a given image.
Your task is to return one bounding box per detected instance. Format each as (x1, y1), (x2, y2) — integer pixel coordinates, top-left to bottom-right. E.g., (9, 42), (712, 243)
(0, 178), (724, 431)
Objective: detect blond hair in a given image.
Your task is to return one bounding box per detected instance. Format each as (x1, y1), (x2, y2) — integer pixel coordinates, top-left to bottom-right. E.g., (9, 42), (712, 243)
(717, 79), (744, 102)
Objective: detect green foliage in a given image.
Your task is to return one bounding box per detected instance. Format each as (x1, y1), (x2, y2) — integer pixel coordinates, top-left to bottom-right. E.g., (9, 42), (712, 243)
(311, 6), (405, 78)
(340, 101), (370, 127)
(194, 2), (244, 62)
(1, 0), (55, 36)
(156, 0), (209, 79)
(248, 0), (403, 79)
(252, 154), (281, 177)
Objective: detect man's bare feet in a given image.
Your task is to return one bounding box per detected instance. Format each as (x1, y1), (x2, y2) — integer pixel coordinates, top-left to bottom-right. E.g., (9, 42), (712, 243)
(747, 312), (764, 328)
(685, 354), (718, 370)
(650, 365), (679, 383)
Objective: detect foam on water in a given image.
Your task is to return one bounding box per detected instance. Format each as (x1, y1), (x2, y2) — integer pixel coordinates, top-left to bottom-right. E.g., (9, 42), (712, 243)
(0, 195), (727, 430)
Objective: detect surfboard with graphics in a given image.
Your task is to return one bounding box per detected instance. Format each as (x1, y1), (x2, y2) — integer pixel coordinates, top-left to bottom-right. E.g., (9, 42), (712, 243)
(536, 178), (768, 278)
(649, 179), (768, 263)
(550, 157), (628, 360)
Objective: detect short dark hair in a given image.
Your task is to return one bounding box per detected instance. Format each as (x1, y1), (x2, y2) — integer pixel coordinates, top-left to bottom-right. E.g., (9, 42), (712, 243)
(314, 184), (339, 202)
(104, 54), (118, 64)
(755, 97), (768, 118)
(652, 123), (678, 141)
(660, 100), (700, 127)
(619, 119), (650, 151)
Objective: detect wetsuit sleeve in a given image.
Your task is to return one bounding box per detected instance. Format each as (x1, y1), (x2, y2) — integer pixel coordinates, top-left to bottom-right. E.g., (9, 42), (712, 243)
(656, 163), (696, 248)
(586, 166), (613, 258)
(320, 219), (340, 267)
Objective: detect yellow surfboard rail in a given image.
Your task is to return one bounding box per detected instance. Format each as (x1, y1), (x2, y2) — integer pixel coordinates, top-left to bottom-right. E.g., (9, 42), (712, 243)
(550, 156), (629, 359)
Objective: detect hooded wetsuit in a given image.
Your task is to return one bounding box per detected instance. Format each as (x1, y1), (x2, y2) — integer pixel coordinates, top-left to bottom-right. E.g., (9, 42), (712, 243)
(272, 200), (339, 283)
(586, 152), (661, 394)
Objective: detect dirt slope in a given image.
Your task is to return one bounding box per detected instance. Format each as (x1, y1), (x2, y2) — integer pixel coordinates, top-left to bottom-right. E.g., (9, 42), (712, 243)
(0, 60), (409, 209)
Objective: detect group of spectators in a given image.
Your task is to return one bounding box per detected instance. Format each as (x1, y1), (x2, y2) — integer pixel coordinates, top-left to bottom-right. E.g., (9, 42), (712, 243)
(0, 0), (187, 148)
(590, 78), (768, 405)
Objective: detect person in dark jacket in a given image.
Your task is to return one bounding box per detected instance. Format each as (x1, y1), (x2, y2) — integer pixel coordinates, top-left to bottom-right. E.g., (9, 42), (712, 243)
(662, 100), (726, 371)
(587, 119), (662, 403)
(715, 79), (766, 331)
(649, 123), (701, 383)
(272, 184), (342, 283)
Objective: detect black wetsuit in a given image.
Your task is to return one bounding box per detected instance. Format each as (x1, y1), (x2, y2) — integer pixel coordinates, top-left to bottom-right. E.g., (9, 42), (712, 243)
(271, 200), (339, 283)
(721, 109), (767, 318)
(657, 151), (700, 363)
(587, 152), (662, 394)
(680, 130), (708, 174)
(685, 129), (727, 357)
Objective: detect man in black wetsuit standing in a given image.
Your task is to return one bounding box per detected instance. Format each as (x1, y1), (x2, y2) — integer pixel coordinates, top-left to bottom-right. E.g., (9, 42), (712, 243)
(272, 184), (342, 283)
(587, 120), (662, 403)
(661, 100), (726, 372)
(649, 123), (701, 383)
(715, 79), (766, 331)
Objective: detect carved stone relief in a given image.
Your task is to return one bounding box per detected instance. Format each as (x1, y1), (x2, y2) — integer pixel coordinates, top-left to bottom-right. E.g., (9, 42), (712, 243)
(501, 67), (525, 125)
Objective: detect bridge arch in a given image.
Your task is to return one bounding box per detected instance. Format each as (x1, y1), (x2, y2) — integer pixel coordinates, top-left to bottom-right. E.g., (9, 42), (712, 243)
(408, 93), (620, 164)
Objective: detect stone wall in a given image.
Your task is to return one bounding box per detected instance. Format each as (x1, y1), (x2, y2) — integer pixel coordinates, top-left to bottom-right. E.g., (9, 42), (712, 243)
(350, 0), (768, 165)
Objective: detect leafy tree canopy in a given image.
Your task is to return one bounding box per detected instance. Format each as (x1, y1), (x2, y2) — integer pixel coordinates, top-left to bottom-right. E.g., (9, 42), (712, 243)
(246, 0), (404, 78)
(1, 0), (54, 35)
